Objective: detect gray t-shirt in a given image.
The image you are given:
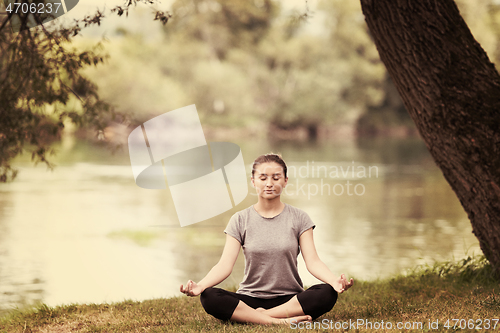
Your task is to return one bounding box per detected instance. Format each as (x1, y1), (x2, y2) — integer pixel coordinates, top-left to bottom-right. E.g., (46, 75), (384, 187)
(224, 203), (315, 299)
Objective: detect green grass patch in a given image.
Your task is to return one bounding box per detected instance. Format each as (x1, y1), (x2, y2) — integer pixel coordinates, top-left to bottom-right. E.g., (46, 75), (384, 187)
(1, 256), (498, 332)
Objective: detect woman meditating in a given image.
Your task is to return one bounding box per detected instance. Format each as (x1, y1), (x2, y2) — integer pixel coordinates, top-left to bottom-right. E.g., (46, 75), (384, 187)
(180, 153), (354, 325)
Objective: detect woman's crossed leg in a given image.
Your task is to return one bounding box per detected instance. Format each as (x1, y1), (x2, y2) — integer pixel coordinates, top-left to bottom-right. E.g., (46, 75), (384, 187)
(200, 284), (338, 325)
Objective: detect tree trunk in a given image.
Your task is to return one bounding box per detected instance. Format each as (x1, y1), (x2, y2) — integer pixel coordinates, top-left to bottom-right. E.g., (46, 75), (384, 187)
(359, 0), (500, 275)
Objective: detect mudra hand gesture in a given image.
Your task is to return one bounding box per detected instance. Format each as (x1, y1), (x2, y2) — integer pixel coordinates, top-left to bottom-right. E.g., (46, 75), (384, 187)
(333, 274), (354, 294)
(180, 280), (203, 297)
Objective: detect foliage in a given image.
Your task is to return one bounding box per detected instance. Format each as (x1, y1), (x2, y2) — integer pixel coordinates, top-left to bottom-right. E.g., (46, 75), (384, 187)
(407, 255), (497, 284)
(84, 0), (389, 141)
(167, 0), (280, 60)
(0, 0), (169, 182)
(84, 0), (500, 141)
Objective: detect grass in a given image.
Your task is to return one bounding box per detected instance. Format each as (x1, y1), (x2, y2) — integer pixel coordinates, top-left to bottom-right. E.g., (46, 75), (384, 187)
(1, 256), (498, 332)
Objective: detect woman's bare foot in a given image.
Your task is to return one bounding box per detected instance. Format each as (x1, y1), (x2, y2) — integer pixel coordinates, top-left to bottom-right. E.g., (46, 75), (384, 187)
(274, 315), (312, 325)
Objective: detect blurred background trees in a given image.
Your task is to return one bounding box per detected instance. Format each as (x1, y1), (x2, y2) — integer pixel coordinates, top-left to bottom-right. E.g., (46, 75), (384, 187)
(82, 0), (385, 140)
(3, 0), (500, 178)
(83, 0), (500, 141)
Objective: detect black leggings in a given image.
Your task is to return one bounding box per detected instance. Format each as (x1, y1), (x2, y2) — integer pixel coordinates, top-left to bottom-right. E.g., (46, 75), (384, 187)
(200, 284), (337, 321)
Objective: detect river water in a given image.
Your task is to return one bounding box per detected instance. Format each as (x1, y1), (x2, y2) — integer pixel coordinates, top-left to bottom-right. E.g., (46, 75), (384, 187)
(0, 136), (480, 315)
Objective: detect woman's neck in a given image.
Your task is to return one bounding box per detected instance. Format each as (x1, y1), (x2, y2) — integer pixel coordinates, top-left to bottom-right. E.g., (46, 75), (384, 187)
(254, 199), (285, 218)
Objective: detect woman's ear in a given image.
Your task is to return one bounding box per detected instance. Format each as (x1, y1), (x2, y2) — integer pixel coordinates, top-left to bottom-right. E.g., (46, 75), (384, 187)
(250, 177), (255, 188)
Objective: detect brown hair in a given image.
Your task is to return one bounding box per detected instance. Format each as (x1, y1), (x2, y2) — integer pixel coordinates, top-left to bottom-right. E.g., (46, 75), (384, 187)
(251, 153), (287, 178)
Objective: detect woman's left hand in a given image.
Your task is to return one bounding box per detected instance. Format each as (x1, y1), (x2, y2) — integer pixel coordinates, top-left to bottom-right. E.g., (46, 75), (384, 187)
(332, 274), (354, 293)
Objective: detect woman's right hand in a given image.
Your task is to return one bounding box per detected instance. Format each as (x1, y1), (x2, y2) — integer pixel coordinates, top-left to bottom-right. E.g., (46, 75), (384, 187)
(180, 280), (204, 297)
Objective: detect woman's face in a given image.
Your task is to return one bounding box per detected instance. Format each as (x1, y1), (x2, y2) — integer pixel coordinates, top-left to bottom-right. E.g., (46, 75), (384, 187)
(251, 162), (288, 200)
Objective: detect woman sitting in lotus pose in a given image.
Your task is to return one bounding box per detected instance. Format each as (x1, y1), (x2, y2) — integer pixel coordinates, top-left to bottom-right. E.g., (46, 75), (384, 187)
(180, 153), (353, 325)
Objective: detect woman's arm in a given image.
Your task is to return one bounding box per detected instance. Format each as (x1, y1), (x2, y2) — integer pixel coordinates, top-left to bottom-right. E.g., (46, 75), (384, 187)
(180, 233), (241, 296)
(299, 228), (354, 293)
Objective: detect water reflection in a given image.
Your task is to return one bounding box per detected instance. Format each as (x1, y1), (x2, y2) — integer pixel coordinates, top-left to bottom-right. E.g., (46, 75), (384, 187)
(0, 138), (480, 315)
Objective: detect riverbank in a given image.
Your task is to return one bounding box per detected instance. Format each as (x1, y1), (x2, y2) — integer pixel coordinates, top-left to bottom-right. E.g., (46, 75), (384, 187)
(1, 256), (498, 332)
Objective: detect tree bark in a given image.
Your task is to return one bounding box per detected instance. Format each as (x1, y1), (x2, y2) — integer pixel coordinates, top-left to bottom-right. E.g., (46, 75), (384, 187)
(359, 0), (500, 275)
